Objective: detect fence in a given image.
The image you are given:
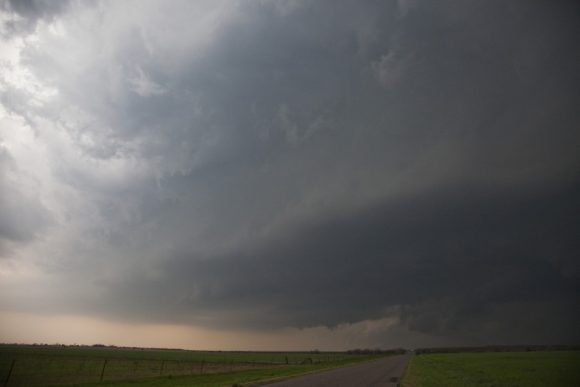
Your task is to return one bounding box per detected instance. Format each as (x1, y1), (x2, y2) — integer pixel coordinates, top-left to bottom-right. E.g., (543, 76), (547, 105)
(1, 355), (288, 386)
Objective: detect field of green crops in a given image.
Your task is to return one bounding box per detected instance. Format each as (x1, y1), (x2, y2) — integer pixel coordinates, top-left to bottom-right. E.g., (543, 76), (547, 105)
(0, 344), (380, 386)
(401, 351), (580, 387)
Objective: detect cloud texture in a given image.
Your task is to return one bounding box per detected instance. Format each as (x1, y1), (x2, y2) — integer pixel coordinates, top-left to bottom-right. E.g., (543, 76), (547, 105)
(0, 0), (579, 348)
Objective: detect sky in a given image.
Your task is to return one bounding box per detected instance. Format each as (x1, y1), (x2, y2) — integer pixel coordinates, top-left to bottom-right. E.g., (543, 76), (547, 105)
(0, 0), (579, 351)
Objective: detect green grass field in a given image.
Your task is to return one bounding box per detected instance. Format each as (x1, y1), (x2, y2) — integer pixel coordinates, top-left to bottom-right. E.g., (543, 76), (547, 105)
(0, 344), (381, 386)
(401, 351), (580, 387)
(86, 357), (376, 387)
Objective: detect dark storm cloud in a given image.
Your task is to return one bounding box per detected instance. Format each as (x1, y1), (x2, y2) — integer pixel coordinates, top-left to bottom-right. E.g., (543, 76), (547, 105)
(102, 179), (580, 343)
(1, 0), (71, 35)
(2, 0), (69, 18)
(89, 0), (580, 345)
(19, 0), (398, 167)
(2, 0), (580, 346)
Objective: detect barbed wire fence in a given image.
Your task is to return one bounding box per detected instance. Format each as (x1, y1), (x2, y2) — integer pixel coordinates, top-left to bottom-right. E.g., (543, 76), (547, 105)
(1, 353), (348, 386)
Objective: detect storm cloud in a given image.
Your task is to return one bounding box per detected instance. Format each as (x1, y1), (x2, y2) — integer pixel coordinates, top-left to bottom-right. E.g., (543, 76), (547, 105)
(0, 0), (579, 348)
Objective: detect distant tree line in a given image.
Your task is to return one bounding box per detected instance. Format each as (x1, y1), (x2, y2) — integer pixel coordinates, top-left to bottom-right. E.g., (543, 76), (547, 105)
(414, 345), (580, 355)
(346, 348), (406, 355)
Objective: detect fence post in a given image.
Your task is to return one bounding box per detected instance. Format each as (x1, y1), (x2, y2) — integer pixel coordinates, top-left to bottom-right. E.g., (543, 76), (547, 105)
(4, 359), (15, 387)
(159, 360), (165, 376)
(200, 360), (205, 374)
(99, 359), (108, 382)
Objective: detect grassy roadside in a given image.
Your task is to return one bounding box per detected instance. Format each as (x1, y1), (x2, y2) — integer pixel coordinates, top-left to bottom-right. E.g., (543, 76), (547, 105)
(401, 351), (580, 387)
(77, 356), (384, 387)
(0, 345), (386, 386)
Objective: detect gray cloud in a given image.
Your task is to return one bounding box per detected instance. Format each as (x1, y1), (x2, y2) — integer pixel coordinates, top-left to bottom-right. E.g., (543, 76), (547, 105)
(2, 0), (69, 18)
(0, 0), (71, 35)
(0, 0), (579, 347)
(97, 180), (580, 344)
(0, 145), (51, 256)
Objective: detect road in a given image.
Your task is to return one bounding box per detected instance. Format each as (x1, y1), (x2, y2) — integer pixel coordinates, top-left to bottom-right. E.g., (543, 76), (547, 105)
(263, 354), (410, 387)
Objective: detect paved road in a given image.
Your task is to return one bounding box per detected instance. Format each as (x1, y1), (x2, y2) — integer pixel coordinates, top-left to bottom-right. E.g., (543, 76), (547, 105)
(263, 354), (410, 387)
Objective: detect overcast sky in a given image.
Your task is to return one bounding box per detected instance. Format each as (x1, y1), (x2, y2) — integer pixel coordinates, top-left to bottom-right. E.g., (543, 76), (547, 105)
(0, 0), (579, 350)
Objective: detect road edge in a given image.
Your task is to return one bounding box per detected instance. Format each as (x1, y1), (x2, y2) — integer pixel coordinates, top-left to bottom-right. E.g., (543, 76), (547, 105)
(239, 356), (393, 387)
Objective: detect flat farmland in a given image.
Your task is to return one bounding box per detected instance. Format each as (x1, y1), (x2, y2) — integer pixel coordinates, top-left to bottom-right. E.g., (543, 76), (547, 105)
(401, 351), (580, 387)
(0, 344), (382, 386)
